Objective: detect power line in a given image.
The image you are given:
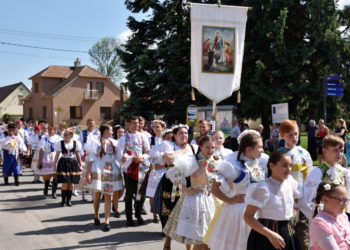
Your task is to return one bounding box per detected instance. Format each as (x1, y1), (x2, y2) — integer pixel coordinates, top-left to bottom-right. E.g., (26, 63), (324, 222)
(0, 41), (89, 53)
(0, 27), (99, 42)
(0, 49), (89, 61)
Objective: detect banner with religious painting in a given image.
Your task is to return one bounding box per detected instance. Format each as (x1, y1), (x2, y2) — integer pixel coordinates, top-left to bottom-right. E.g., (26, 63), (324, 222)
(191, 3), (248, 103)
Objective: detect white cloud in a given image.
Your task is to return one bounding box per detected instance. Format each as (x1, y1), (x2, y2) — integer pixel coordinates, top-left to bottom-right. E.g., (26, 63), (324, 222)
(118, 29), (132, 43)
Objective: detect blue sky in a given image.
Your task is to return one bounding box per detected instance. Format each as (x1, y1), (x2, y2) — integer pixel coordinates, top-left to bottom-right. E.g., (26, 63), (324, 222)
(0, 0), (349, 89)
(0, 0), (144, 88)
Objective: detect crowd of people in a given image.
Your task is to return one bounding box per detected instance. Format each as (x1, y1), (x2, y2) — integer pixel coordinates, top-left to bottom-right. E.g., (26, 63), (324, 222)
(0, 117), (349, 250)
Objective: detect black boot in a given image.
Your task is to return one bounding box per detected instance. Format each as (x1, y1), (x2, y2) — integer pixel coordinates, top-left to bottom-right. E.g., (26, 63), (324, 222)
(135, 199), (144, 225)
(66, 190), (72, 206)
(14, 174), (20, 186)
(61, 190), (66, 207)
(44, 180), (49, 196)
(4, 176), (9, 185)
(51, 180), (57, 199)
(125, 201), (134, 226)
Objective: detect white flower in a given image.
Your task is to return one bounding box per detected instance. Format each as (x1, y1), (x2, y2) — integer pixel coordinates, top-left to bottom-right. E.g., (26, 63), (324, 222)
(333, 179), (340, 185)
(324, 183), (331, 191)
(318, 202), (324, 211)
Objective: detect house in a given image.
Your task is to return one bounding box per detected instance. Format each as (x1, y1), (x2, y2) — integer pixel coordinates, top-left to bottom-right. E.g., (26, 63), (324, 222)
(23, 58), (122, 127)
(0, 82), (30, 120)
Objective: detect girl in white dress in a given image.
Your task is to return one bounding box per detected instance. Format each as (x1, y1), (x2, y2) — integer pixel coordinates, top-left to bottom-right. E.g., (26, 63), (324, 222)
(54, 129), (82, 207)
(37, 126), (61, 198)
(244, 151), (302, 250)
(205, 130), (268, 250)
(212, 130), (232, 159)
(84, 124), (123, 231)
(145, 120), (166, 223)
(111, 125), (125, 218)
(152, 125), (197, 250)
(27, 125), (43, 183)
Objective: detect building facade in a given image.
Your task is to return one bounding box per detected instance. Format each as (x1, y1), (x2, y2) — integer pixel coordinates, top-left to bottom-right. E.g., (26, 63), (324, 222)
(24, 59), (122, 127)
(0, 82), (30, 120)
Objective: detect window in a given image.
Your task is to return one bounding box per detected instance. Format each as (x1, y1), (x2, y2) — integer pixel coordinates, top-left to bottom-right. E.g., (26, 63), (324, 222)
(70, 106), (82, 119)
(100, 107), (111, 120)
(18, 95), (24, 105)
(43, 106), (47, 119)
(96, 82), (104, 94)
(29, 108), (33, 119)
(34, 82), (39, 93)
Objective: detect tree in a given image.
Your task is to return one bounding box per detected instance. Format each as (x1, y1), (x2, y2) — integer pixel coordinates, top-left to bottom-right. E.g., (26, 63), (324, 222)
(119, 0), (226, 123)
(89, 37), (123, 82)
(120, 0), (349, 126)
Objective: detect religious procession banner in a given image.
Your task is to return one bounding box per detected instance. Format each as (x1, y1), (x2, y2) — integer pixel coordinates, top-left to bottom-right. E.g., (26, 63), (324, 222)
(191, 3), (249, 103)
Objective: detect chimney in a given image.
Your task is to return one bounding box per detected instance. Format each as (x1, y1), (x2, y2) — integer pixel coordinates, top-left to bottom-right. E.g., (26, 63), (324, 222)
(74, 57), (81, 67)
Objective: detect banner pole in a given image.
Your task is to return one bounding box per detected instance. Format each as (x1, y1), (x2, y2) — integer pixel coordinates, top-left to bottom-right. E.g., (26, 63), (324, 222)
(211, 101), (217, 131)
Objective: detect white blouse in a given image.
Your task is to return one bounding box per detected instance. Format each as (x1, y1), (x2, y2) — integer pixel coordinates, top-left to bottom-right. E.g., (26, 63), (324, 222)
(39, 135), (61, 153)
(214, 147), (233, 160)
(214, 153), (268, 195)
(54, 140), (82, 158)
(27, 134), (42, 148)
(149, 136), (162, 148)
(245, 176), (302, 221)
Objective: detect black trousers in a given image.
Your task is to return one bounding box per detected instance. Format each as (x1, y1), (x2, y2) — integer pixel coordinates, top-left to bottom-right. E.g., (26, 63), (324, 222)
(124, 174), (145, 221)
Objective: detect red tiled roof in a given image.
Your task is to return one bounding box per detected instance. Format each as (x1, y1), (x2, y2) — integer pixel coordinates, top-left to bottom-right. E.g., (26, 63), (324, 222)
(29, 66), (73, 79)
(79, 66), (108, 79)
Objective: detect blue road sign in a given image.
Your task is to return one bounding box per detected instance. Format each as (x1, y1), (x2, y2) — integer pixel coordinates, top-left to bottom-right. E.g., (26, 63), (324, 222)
(326, 75), (342, 81)
(327, 92), (344, 97)
(327, 87), (344, 92)
(327, 82), (343, 88)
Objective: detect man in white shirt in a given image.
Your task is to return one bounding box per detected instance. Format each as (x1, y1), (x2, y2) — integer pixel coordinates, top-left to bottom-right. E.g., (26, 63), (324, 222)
(116, 115), (150, 226)
(190, 120), (210, 145)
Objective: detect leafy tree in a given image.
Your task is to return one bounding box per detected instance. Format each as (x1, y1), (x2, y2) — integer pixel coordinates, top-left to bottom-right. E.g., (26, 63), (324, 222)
(89, 37), (123, 82)
(120, 0), (349, 128)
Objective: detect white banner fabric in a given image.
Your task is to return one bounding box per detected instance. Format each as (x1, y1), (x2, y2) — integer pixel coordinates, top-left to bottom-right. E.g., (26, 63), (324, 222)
(191, 3), (248, 103)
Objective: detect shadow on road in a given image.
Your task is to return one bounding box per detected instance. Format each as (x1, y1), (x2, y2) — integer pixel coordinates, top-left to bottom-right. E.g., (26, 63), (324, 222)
(42, 213), (93, 223)
(0, 194), (46, 203)
(0, 187), (42, 193)
(39, 231), (164, 250)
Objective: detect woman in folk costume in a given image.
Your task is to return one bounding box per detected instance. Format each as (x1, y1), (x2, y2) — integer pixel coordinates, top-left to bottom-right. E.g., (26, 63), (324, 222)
(151, 124), (197, 250)
(244, 151), (302, 250)
(1, 123), (27, 186)
(205, 130), (268, 250)
(37, 126), (61, 198)
(27, 125), (43, 184)
(164, 135), (218, 250)
(84, 124), (123, 231)
(144, 120), (167, 223)
(54, 128), (82, 207)
(111, 125), (125, 218)
(212, 130), (232, 159)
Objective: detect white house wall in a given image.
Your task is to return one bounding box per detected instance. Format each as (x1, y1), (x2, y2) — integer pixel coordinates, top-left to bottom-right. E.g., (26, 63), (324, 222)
(0, 86), (30, 117)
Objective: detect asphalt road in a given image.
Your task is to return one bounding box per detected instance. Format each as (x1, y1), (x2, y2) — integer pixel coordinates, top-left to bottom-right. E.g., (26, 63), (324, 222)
(0, 167), (183, 250)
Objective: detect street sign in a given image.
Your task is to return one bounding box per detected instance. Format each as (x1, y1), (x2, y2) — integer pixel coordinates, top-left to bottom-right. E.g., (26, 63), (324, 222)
(56, 106), (63, 113)
(326, 75), (341, 81)
(327, 82), (343, 88)
(327, 92), (344, 97)
(327, 87), (344, 92)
